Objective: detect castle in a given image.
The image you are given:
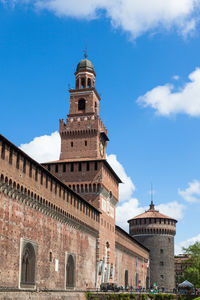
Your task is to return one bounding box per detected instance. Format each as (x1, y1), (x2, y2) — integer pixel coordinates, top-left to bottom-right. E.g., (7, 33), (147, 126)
(0, 56), (176, 298)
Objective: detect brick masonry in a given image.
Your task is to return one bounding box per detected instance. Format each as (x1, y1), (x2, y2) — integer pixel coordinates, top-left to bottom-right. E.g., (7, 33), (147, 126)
(0, 57), (150, 298)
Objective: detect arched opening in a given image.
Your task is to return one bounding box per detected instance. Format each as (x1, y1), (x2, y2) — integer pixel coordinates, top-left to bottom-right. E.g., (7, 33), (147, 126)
(87, 78), (91, 88)
(78, 99), (86, 111)
(95, 102), (97, 113)
(125, 270), (128, 288)
(66, 255), (75, 288)
(81, 78), (85, 88)
(21, 243), (36, 285)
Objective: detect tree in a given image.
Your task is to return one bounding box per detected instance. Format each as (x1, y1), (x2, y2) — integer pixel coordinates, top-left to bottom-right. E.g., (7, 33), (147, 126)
(181, 241), (200, 287)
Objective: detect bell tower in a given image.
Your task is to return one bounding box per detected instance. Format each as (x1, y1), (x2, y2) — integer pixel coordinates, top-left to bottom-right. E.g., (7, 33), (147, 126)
(43, 56), (122, 287)
(59, 55), (108, 161)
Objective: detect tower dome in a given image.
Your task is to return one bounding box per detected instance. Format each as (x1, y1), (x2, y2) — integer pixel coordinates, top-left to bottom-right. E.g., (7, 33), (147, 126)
(128, 201), (177, 292)
(76, 58), (94, 73)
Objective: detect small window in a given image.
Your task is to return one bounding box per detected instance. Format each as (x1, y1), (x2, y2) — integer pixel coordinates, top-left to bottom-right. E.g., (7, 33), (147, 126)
(78, 163), (82, 172)
(35, 169), (38, 181)
(1, 142), (5, 159)
(78, 99), (86, 111)
(71, 163), (74, 172)
(55, 164), (58, 173)
(85, 140), (87, 146)
(49, 251), (52, 262)
(16, 153), (20, 169)
(40, 173), (43, 185)
(29, 164), (32, 178)
(23, 158), (26, 173)
(86, 162), (90, 171)
(160, 261), (164, 266)
(160, 249), (163, 254)
(63, 164), (66, 172)
(95, 162), (98, 170)
(9, 149), (13, 164)
(71, 142), (73, 147)
(161, 275), (164, 279)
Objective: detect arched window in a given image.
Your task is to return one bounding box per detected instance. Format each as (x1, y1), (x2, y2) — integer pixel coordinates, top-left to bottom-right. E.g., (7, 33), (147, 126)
(78, 99), (86, 111)
(66, 255), (75, 287)
(21, 243), (36, 285)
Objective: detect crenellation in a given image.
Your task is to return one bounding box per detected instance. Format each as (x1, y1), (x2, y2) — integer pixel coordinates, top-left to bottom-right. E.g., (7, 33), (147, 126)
(0, 135), (100, 231)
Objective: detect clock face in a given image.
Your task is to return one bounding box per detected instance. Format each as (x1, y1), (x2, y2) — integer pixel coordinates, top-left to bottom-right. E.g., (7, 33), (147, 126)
(99, 140), (104, 157)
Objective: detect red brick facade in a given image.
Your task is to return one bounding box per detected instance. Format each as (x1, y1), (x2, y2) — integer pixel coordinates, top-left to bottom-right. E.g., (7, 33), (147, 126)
(0, 57), (149, 295)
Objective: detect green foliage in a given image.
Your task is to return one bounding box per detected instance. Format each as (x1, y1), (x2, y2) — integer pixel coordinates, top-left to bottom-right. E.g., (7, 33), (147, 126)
(178, 295), (184, 300)
(85, 294), (181, 300)
(139, 294), (148, 300)
(182, 241), (200, 287)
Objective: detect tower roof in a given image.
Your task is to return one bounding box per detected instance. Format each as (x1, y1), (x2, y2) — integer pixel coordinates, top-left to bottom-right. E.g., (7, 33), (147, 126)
(128, 201), (177, 222)
(76, 58), (94, 73)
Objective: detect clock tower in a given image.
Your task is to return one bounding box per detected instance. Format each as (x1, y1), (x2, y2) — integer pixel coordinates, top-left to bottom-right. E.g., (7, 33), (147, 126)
(59, 55), (109, 161)
(43, 56), (121, 286)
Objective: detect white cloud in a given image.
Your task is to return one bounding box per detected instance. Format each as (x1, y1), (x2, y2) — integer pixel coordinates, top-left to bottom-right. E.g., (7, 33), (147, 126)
(107, 154), (135, 202)
(1, 0), (200, 39)
(20, 131), (61, 163)
(20, 132), (136, 202)
(178, 179), (200, 202)
(116, 198), (146, 231)
(19, 132), (185, 232)
(173, 75), (180, 80)
(156, 201), (185, 220)
(175, 233), (200, 254)
(137, 68), (200, 117)
(116, 199), (185, 232)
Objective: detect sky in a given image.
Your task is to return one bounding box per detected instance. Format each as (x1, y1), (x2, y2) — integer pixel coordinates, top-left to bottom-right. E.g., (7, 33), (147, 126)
(1, 0), (200, 254)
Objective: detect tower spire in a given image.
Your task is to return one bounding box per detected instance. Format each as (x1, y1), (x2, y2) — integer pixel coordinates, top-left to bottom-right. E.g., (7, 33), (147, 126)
(84, 46), (88, 59)
(149, 183), (155, 210)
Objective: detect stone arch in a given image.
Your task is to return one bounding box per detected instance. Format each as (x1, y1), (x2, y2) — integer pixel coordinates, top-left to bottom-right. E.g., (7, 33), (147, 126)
(66, 254), (75, 288)
(21, 242), (36, 285)
(9, 179), (12, 186)
(0, 174), (4, 182)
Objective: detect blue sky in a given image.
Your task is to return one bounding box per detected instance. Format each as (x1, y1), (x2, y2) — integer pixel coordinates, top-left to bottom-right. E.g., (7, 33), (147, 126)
(1, 0), (200, 253)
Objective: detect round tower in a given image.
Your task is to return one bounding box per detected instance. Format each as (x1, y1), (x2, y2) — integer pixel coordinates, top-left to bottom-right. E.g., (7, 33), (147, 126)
(128, 201), (177, 292)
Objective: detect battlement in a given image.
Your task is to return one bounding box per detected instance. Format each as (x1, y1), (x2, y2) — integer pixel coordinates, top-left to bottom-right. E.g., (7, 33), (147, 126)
(0, 134), (100, 234)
